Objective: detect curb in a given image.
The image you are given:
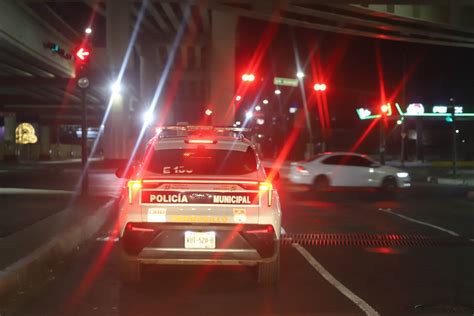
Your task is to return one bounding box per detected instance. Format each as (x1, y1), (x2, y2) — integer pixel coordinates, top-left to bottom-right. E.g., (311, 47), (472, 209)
(435, 177), (474, 186)
(0, 199), (116, 299)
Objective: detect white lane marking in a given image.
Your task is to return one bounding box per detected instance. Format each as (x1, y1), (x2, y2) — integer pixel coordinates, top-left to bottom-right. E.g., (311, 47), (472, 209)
(0, 188), (74, 195)
(293, 243), (379, 316)
(378, 208), (460, 237)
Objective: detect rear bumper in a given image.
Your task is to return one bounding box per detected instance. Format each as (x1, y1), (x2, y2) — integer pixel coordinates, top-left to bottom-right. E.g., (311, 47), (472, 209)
(121, 223), (279, 265)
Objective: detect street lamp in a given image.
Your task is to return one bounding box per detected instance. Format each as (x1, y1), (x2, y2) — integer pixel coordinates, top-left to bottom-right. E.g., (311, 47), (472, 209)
(111, 81), (122, 95)
(242, 74), (255, 82)
(143, 109), (154, 126)
(263, 99), (269, 104)
(296, 71), (305, 79)
(85, 27), (92, 34)
(274, 89), (281, 95)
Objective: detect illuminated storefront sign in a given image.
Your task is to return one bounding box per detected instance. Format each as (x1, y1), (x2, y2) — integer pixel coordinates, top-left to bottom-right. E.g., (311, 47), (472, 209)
(406, 103), (425, 115)
(15, 123), (37, 144)
(357, 103), (474, 120)
(433, 106), (447, 114)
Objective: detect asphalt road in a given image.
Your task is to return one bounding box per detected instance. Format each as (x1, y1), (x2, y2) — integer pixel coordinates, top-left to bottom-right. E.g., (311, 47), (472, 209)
(12, 183), (474, 316)
(0, 167), (120, 236)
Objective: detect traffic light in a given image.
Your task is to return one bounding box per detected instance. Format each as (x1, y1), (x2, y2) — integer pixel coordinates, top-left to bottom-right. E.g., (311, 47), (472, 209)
(242, 74), (255, 82)
(313, 83), (327, 91)
(44, 42), (72, 60)
(45, 42), (60, 52)
(75, 46), (91, 74)
(75, 47), (90, 63)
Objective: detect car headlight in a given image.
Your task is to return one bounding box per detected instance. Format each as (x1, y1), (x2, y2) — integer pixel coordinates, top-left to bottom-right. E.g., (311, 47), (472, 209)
(396, 172), (409, 178)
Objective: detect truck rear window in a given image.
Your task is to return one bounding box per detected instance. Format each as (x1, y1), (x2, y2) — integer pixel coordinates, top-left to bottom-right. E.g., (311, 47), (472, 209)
(145, 147), (257, 175)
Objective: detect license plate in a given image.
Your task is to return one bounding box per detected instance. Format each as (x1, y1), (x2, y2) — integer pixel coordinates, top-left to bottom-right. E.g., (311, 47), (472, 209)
(184, 231), (216, 249)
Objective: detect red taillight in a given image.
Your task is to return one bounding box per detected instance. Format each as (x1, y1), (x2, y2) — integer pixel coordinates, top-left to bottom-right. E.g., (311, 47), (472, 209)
(259, 182), (273, 207)
(246, 225), (274, 234)
(125, 223), (154, 232)
(185, 139), (216, 144)
(127, 180), (142, 204)
(296, 165), (309, 174)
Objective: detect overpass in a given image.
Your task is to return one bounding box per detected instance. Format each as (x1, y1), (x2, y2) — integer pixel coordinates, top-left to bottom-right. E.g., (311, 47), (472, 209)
(1, 0), (474, 161)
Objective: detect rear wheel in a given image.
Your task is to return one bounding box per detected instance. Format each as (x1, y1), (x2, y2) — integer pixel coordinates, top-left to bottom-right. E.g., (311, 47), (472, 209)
(119, 249), (141, 285)
(313, 175), (330, 192)
(257, 245), (280, 286)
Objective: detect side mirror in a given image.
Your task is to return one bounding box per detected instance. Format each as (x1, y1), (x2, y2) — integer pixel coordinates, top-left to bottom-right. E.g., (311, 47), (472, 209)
(264, 167), (281, 183)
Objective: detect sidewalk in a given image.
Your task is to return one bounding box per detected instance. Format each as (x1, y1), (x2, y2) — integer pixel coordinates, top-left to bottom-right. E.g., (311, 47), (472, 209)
(0, 163), (122, 305)
(0, 195), (117, 304)
(0, 157), (106, 172)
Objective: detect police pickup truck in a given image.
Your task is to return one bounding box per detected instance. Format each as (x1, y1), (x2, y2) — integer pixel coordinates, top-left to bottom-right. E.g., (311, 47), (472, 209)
(116, 126), (282, 286)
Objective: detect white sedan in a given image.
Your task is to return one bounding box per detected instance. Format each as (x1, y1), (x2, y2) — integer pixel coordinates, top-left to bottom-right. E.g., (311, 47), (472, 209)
(288, 152), (411, 192)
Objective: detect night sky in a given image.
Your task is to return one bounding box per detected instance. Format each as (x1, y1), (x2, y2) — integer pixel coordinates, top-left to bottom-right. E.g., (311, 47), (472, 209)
(236, 17), (474, 127)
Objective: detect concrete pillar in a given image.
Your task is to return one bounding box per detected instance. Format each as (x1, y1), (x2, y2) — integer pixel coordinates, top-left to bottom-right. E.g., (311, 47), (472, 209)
(138, 44), (173, 124)
(4, 115), (15, 143)
(3, 115), (16, 160)
(139, 48), (157, 108)
(106, 0), (132, 71)
(104, 0), (131, 161)
(39, 125), (50, 160)
(103, 95), (128, 161)
(209, 10), (237, 126)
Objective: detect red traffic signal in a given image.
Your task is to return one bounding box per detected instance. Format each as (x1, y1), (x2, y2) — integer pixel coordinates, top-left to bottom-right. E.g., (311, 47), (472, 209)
(380, 104), (391, 115)
(75, 47), (90, 62)
(242, 73), (255, 82)
(313, 83), (327, 91)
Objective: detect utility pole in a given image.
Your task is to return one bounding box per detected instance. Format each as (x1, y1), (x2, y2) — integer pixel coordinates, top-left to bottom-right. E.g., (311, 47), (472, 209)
(379, 104), (389, 165)
(77, 78), (90, 196)
(75, 44), (91, 196)
(452, 114), (457, 177)
(380, 119), (386, 165)
(400, 119), (406, 167)
(448, 99), (457, 177)
(81, 88), (88, 195)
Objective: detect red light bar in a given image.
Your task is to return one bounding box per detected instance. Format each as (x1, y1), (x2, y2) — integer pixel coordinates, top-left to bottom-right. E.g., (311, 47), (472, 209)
(130, 226), (154, 232)
(246, 225), (274, 234)
(185, 139), (217, 144)
(126, 223), (154, 232)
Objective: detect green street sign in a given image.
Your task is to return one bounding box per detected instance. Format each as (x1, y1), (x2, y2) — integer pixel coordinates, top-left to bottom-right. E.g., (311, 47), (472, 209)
(273, 77), (298, 87)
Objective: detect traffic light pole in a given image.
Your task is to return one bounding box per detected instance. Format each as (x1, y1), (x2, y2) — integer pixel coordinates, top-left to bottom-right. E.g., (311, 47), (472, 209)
(400, 119), (406, 167)
(452, 114), (457, 177)
(379, 118), (386, 165)
(81, 88), (88, 196)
